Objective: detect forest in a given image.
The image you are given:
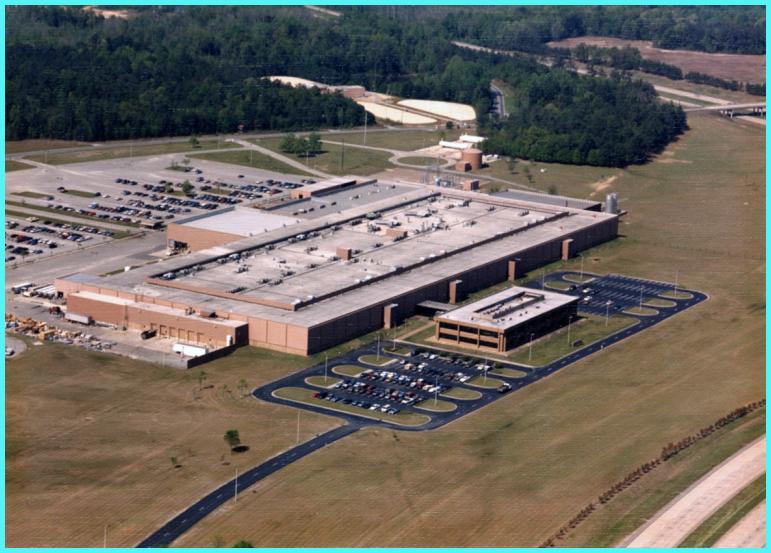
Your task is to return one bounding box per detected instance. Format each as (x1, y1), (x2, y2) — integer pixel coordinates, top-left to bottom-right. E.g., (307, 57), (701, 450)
(6, 5), (743, 166)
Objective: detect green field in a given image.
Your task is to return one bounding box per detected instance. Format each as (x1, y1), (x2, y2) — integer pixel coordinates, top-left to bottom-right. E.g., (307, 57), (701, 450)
(318, 128), (462, 151)
(273, 387), (430, 427)
(396, 156), (447, 166)
(509, 315), (637, 367)
(189, 149), (312, 176)
(253, 137), (394, 176)
(6, 160), (35, 172)
(679, 473), (766, 547)
(25, 140), (239, 165)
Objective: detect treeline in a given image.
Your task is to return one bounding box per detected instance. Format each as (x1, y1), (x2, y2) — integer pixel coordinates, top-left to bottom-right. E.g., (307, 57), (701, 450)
(480, 67), (687, 167)
(552, 44), (684, 80)
(437, 5), (765, 55)
(540, 398), (766, 548)
(685, 72), (766, 97)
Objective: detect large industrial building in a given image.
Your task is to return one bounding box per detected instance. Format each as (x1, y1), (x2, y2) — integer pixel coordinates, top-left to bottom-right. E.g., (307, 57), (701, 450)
(55, 178), (618, 356)
(435, 286), (579, 353)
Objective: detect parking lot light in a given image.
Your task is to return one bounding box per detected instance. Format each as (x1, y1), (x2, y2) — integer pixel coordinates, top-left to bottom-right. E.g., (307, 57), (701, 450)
(567, 315), (573, 346)
(324, 354), (328, 384)
(605, 301), (611, 327)
(528, 333), (535, 362)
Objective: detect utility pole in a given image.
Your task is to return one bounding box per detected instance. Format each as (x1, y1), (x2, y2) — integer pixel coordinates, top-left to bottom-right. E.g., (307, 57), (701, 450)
(673, 269), (679, 297)
(363, 112), (367, 146)
(340, 139), (345, 172)
(528, 333), (534, 362)
(605, 301), (611, 327)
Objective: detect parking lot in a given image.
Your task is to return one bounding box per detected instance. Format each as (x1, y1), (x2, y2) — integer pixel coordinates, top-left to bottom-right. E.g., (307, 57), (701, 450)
(255, 272), (707, 431)
(6, 153), (312, 232)
(5, 216), (115, 263)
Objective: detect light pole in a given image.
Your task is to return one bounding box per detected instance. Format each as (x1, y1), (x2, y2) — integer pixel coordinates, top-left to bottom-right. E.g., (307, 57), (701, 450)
(566, 315), (573, 346)
(433, 376), (439, 406)
(639, 285), (644, 309)
(324, 353), (328, 384)
(605, 300), (611, 327)
(234, 467), (238, 504)
(376, 334), (381, 360)
(296, 410), (300, 444)
(541, 268), (546, 290)
(673, 269), (679, 297)
(528, 332), (535, 362)
(579, 253), (584, 282)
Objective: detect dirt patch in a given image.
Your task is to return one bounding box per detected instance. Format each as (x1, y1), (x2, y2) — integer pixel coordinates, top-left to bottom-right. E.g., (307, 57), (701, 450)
(589, 174), (620, 197)
(548, 36), (765, 84)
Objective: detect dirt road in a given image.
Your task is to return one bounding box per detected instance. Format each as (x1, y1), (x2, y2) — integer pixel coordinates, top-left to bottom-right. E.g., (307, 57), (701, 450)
(623, 435), (766, 547)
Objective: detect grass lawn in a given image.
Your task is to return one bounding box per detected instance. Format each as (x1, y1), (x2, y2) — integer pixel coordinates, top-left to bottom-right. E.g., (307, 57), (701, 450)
(509, 315), (637, 367)
(5, 209), (134, 239)
(358, 354), (396, 367)
(7, 138), (89, 154)
(623, 306), (659, 317)
(318, 128), (462, 151)
(491, 367), (527, 379)
(272, 387), (430, 427)
(25, 140), (239, 165)
(64, 189), (98, 198)
(546, 280), (573, 290)
(382, 345), (413, 356)
(414, 398), (457, 413)
(12, 191), (50, 199)
(331, 365), (365, 378)
(253, 137), (393, 176)
(6, 160), (35, 172)
(644, 298), (677, 308)
(304, 376), (341, 388)
(678, 473), (766, 547)
(189, 149), (312, 177)
(659, 290), (694, 300)
(396, 156), (447, 166)
(6, 201), (139, 228)
(467, 375), (505, 389)
(441, 387), (483, 401)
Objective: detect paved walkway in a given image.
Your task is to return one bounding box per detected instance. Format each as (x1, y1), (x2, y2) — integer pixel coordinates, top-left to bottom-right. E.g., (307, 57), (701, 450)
(713, 500), (766, 548)
(624, 436), (766, 548)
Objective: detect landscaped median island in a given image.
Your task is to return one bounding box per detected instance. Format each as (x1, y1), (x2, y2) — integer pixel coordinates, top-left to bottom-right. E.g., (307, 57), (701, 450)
(414, 398), (457, 413)
(272, 387), (431, 427)
(467, 375), (506, 389)
(304, 376), (341, 388)
(6, 160), (35, 172)
(358, 354), (396, 367)
(331, 365), (365, 378)
(491, 367), (527, 379)
(441, 387), (483, 401)
(623, 306), (659, 317)
(643, 298), (677, 308)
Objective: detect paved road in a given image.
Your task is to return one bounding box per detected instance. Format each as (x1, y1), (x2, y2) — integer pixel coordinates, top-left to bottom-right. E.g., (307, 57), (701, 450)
(137, 424), (360, 547)
(624, 436), (766, 548)
(713, 500), (766, 548)
(490, 82), (508, 118)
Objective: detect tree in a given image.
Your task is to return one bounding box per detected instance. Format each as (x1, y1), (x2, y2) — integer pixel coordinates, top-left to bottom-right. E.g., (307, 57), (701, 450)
(181, 180), (194, 196)
(170, 456), (179, 468)
(306, 132), (322, 155)
(224, 429), (241, 450)
(198, 370), (207, 389)
(547, 184), (559, 195)
(237, 379), (249, 398)
(280, 133), (298, 153)
(189, 136), (200, 149)
(233, 540), (254, 548)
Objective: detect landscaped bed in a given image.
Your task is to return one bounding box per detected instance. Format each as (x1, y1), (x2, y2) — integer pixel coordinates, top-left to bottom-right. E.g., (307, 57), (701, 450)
(304, 376), (341, 388)
(441, 387), (483, 401)
(414, 398), (457, 413)
(331, 365), (365, 378)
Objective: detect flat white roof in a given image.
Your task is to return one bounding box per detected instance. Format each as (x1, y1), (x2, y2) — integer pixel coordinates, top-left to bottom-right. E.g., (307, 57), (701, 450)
(181, 208), (300, 237)
(438, 286), (577, 330)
